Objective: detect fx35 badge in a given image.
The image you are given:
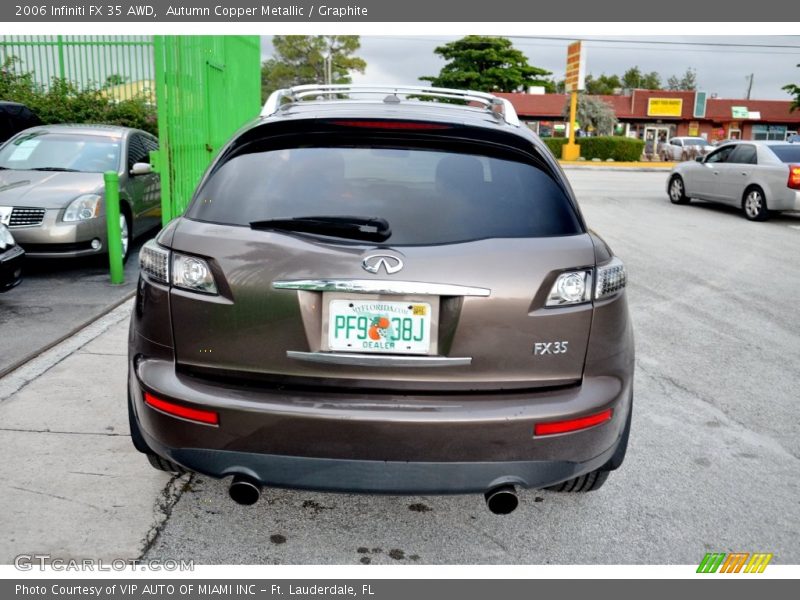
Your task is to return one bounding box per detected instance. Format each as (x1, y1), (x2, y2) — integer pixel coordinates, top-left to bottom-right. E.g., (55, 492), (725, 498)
(533, 341), (569, 355)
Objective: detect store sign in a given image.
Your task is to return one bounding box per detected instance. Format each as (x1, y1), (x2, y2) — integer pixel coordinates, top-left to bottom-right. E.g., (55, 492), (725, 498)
(688, 121), (700, 136)
(731, 106), (750, 119)
(564, 41), (586, 93)
(648, 98), (683, 117)
(748, 111), (761, 119)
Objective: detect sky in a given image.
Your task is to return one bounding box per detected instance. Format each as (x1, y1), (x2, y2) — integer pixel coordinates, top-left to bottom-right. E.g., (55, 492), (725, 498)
(262, 35), (800, 101)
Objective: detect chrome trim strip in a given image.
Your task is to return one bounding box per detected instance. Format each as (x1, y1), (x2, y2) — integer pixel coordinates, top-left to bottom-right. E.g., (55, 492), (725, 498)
(273, 279), (490, 297)
(287, 351), (472, 368)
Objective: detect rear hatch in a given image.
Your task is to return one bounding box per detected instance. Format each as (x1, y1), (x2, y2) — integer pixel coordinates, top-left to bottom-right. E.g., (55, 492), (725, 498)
(168, 118), (595, 391)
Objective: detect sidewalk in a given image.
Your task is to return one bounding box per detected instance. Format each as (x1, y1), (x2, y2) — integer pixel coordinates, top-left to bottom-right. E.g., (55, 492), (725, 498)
(0, 300), (185, 563)
(558, 160), (674, 171)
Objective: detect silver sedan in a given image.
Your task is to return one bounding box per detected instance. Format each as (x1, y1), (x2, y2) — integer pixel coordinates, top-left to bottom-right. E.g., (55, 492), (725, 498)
(0, 124), (161, 260)
(667, 141), (800, 221)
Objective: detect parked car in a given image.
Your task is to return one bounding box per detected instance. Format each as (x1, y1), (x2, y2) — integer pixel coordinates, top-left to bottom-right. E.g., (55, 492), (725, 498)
(660, 136), (715, 162)
(0, 223), (24, 292)
(667, 141), (800, 221)
(0, 101), (41, 144)
(128, 85), (634, 514)
(0, 124), (161, 260)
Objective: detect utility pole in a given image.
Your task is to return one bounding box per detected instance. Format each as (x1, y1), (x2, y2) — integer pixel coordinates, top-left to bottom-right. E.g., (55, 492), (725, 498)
(745, 73), (754, 100)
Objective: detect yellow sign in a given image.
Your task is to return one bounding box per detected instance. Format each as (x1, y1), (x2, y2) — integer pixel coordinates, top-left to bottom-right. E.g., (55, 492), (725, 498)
(688, 121), (699, 136)
(648, 98), (683, 117)
(565, 41), (585, 93)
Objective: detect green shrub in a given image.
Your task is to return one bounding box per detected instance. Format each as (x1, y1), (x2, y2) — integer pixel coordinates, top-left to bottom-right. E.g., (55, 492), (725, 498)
(539, 135), (644, 162)
(542, 137), (567, 157)
(0, 58), (157, 135)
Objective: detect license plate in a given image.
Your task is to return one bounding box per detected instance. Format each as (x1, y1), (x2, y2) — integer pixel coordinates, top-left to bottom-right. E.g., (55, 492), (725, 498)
(327, 299), (432, 355)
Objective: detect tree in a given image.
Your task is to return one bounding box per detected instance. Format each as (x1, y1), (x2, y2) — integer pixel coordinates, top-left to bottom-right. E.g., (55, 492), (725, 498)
(666, 68), (698, 91)
(0, 57), (156, 134)
(103, 74), (127, 88)
(261, 36), (366, 99)
(421, 36), (554, 93)
(562, 95), (618, 136)
(583, 73), (622, 95)
(621, 66), (661, 90)
(783, 64), (800, 111)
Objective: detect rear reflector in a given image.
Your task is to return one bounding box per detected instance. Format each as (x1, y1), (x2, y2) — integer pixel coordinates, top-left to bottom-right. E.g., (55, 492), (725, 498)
(144, 392), (219, 425)
(788, 164), (800, 190)
(329, 120), (452, 130)
(534, 409), (613, 436)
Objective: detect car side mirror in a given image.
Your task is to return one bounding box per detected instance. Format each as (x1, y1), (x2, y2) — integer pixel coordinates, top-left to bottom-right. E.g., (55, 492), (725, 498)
(695, 156), (705, 163)
(130, 162), (153, 176)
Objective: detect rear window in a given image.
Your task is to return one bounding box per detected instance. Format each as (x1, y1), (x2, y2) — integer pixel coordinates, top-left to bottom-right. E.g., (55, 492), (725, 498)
(188, 145), (582, 245)
(769, 145), (800, 163)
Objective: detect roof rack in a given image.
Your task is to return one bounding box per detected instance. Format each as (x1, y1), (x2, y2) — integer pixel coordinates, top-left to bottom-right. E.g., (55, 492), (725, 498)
(261, 84), (520, 127)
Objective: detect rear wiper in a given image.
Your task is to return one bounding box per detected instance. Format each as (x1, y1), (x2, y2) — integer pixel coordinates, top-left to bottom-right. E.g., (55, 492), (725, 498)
(250, 215), (391, 242)
(29, 167), (80, 172)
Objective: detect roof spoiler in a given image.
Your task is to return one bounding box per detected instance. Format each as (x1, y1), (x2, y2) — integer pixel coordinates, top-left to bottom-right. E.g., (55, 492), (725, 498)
(260, 84), (520, 127)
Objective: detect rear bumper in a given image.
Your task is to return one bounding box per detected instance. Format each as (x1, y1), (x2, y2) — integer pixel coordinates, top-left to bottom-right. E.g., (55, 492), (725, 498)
(129, 355), (633, 493)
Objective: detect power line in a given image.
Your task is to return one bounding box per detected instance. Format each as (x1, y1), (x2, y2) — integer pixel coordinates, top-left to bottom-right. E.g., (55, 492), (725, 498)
(508, 36), (800, 49)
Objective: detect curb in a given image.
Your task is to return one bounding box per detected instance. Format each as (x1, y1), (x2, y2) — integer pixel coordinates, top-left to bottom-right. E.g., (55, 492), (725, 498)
(0, 290), (136, 380)
(559, 161), (674, 172)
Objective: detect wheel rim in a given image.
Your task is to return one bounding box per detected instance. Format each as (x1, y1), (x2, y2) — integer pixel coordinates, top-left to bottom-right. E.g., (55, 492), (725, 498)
(745, 191), (762, 218)
(120, 214), (129, 256)
(670, 178), (683, 201)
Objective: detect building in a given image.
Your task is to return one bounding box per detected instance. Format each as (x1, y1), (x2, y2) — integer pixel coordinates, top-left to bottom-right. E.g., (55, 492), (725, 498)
(497, 90), (800, 144)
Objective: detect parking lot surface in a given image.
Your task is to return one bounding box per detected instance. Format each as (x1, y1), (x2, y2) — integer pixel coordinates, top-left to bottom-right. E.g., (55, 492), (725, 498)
(1, 170), (798, 565)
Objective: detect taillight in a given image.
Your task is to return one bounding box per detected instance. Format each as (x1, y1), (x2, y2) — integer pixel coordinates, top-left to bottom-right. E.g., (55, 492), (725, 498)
(546, 270), (592, 307)
(328, 120), (452, 130)
(139, 239), (218, 295)
(788, 164), (800, 190)
(534, 409), (613, 436)
(595, 257), (627, 300)
(139, 239), (169, 284)
(144, 392), (219, 425)
(172, 253), (218, 295)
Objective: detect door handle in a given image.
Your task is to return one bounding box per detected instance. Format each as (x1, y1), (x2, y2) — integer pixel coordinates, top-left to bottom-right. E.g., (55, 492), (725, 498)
(741, 172), (748, 176)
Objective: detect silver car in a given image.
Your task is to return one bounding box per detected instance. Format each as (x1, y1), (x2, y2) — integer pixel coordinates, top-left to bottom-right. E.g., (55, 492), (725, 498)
(660, 136), (715, 162)
(0, 124), (161, 259)
(667, 141), (800, 221)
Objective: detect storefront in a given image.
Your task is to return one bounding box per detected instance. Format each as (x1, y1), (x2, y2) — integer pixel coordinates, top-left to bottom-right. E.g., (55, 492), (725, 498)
(499, 90), (800, 144)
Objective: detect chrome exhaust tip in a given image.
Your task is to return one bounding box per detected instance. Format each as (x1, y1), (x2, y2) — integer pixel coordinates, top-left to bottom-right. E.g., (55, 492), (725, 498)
(228, 475), (262, 506)
(484, 485), (519, 515)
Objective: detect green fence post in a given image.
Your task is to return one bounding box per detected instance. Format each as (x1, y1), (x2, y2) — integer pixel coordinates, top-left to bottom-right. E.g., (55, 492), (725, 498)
(103, 171), (124, 285)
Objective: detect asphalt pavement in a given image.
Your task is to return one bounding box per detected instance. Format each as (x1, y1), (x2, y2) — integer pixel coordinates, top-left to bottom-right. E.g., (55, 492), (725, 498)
(0, 170), (798, 565)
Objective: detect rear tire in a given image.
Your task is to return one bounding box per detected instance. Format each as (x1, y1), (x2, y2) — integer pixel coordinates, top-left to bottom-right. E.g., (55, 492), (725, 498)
(742, 187), (769, 221)
(147, 453), (187, 474)
(545, 470), (609, 493)
(669, 175), (690, 205)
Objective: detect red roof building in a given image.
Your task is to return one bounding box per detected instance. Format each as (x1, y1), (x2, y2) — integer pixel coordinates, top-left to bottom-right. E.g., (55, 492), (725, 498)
(497, 91), (800, 143)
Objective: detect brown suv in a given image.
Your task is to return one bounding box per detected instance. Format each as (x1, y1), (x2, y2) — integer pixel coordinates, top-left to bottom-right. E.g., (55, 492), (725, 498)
(128, 85), (634, 514)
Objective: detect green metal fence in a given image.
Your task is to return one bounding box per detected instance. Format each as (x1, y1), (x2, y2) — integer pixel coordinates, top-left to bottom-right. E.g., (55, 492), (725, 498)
(0, 35), (154, 103)
(153, 36), (262, 222)
(1, 34), (262, 227)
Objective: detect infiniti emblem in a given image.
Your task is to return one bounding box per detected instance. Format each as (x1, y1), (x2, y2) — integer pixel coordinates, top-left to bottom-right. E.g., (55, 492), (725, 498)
(362, 254), (403, 275)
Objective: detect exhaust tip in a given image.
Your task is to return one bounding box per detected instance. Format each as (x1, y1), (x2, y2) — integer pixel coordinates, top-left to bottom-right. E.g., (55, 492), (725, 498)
(484, 485), (519, 515)
(229, 475), (261, 506)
